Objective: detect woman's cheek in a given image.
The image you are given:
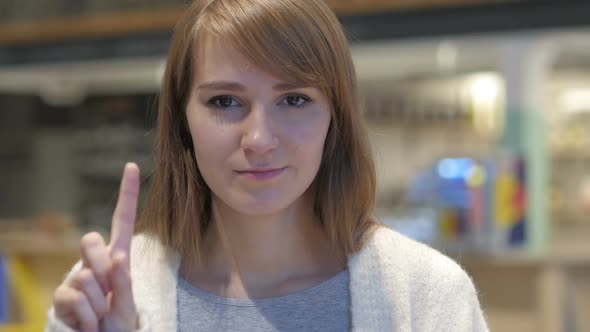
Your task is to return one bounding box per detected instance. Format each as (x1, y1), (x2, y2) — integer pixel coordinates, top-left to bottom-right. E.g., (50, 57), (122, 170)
(287, 115), (330, 150)
(193, 124), (228, 163)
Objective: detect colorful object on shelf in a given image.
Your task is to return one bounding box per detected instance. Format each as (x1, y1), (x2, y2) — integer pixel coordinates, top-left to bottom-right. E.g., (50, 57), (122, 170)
(494, 170), (519, 227)
(494, 155), (527, 246)
(466, 164), (487, 231)
(407, 152), (527, 252)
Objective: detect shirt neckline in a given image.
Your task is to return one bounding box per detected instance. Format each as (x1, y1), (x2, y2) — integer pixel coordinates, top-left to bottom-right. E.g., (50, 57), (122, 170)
(177, 269), (348, 307)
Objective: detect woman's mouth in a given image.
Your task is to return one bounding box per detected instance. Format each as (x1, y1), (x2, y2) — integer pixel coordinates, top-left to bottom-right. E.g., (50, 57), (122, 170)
(235, 167), (287, 180)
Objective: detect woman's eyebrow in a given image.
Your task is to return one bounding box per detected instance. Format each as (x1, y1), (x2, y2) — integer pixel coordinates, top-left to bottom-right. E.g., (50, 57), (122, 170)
(196, 81), (309, 91)
(273, 82), (308, 91)
(197, 81), (244, 91)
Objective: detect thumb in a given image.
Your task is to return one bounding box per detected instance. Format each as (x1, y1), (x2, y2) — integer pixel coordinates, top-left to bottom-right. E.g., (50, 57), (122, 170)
(108, 251), (138, 329)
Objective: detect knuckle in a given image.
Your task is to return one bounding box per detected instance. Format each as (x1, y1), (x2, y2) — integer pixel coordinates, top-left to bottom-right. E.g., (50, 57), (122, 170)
(80, 232), (103, 250)
(53, 286), (69, 305)
(74, 269), (96, 289)
(71, 292), (86, 307)
(77, 268), (93, 283)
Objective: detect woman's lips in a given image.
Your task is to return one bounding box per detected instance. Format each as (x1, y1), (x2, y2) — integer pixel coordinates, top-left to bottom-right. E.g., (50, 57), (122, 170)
(235, 167), (287, 180)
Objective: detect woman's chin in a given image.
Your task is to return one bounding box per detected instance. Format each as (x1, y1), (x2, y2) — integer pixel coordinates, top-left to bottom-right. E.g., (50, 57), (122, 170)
(234, 201), (290, 217)
(229, 194), (297, 217)
(216, 187), (305, 217)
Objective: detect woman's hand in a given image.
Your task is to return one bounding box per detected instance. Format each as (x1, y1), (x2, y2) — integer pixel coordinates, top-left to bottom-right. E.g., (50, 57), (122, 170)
(52, 163), (141, 332)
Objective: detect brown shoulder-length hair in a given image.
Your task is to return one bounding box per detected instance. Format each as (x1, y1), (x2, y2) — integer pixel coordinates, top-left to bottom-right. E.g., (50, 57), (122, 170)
(136, 0), (378, 262)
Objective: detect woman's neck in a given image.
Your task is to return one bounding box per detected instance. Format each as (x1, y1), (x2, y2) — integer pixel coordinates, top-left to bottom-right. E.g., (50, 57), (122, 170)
(180, 194), (345, 299)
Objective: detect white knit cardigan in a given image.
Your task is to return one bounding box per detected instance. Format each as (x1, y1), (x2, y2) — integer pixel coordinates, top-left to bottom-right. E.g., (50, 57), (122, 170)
(46, 226), (489, 331)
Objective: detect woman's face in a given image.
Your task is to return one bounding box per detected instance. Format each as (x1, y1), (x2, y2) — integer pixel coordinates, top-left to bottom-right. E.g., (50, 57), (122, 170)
(186, 35), (331, 216)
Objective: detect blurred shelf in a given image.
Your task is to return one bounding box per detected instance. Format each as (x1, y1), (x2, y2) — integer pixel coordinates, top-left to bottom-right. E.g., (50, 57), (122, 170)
(462, 250), (590, 268)
(0, 7), (183, 46)
(551, 149), (590, 161)
(552, 156), (590, 162)
(325, 0), (488, 14)
(0, 231), (80, 256)
(463, 256), (590, 332)
(0, 0), (483, 46)
(460, 231), (590, 332)
(2, 0), (585, 47)
(458, 227), (590, 267)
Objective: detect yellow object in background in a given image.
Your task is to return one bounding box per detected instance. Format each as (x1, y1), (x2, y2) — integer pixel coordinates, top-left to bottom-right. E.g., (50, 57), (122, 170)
(494, 172), (519, 228)
(466, 165), (487, 188)
(440, 208), (457, 240)
(0, 257), (45, 332)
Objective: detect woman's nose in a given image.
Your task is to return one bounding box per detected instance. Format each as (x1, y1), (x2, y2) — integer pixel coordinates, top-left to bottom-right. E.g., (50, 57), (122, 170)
(240, 105), (279, 154)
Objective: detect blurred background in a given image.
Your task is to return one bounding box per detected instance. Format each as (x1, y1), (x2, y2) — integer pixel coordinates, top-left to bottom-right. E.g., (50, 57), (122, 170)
(0, 0), (589, 331)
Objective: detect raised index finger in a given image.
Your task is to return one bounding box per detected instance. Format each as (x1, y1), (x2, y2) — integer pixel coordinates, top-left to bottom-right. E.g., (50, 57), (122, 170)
(109, 162), (140, 260)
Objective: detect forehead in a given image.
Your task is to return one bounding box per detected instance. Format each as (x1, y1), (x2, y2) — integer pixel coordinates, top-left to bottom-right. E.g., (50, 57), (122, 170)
(196, 34), (248, 70)
(192, 33), (296, 85)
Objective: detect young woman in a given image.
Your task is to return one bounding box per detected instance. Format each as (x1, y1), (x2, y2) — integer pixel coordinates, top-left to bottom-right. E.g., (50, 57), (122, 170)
(47, 0), (488, 331)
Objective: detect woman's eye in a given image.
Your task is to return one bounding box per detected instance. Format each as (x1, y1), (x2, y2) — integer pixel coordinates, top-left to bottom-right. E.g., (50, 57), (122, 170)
(281, 94), (311, 108)
(208, 96), (240, 108)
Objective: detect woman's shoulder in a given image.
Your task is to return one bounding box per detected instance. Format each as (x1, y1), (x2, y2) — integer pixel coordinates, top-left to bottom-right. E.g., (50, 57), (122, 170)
(366, 226), (465, 267)
(349, 226), (488, 330)
(350, 225), (476, 292)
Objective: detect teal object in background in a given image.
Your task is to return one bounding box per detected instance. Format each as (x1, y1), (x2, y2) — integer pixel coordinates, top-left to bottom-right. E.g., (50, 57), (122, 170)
(501, 110), (549, 254)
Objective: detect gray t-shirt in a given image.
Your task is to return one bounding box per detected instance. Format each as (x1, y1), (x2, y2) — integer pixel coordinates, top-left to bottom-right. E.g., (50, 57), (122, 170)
(177, 270), (350, 331)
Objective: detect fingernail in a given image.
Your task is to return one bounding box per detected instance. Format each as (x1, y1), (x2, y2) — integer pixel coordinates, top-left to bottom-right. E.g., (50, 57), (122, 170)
(126, 162), (138, 170)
